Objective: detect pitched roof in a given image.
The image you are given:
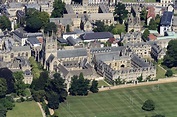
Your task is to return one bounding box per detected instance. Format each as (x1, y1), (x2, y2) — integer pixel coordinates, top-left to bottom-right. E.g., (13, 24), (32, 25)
(27, 37), (40, 45)
(57, 48), (87, 58)
(160, 11), (173, 26)
(12, 46), (30, 52)
(80, 32), (114, 40)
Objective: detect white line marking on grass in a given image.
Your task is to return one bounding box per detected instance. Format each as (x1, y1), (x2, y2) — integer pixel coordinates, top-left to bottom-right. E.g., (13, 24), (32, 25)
(91, 98), (110, 115)
(61, 102), (78, 117)
(78, 98), (96, 116)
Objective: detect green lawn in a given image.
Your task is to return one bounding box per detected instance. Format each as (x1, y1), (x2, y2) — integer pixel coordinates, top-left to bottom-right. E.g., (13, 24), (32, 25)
(56, 82), (177, 117)
(98, 80), (109, 88)
(156, 65), (166, 79)
(7, 101), (42, 117)
(122, 0), (156, 2)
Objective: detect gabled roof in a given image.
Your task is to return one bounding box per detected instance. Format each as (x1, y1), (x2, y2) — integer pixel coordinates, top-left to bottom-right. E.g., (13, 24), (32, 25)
(12, 46), (30, 52)
(27, 37), (40, 45)
(160, 11), (173, 26)
(80, 32), (114, 40)
(57, 48), (87, 58)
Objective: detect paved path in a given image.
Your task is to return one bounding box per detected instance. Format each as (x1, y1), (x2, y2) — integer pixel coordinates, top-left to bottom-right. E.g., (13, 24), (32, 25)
(99, 77), (177, 92)
(37, 102), (46, 117)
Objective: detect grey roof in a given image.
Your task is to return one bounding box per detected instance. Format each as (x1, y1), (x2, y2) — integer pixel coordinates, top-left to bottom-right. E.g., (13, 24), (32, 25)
(16, 10), (25, 17)
(90, 46), (126, 53)
(57, 48), (87, 58)
(46, 54), (55, 63)
(173, 16), (177, 26)
(12, 46), (30, 52)
(65, 4), (74, 14)
(13, 31), (27, 38)
(58, 38), (67, 44)
(160, 11), (173, 26)
(58, 64), (69, 78)
(95, 52), (129, 62)
(50, 18), (72, 26)
(66, 36), (78, 45)
(81, 32), (114, 40)
(131, 54), (149, 67)
(27, 37), (40, 45)
(99, 4), (110, 13)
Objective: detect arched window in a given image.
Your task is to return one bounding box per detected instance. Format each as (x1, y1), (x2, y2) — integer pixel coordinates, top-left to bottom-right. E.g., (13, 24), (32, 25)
(22, 53), (24, 56)
(18, 53), (20, 56)
(10, 53), (14, 58)
(26, 52), (28, 57)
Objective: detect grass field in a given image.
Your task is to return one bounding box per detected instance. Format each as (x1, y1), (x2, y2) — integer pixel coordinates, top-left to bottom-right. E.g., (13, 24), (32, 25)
(98, 80), (109, 88)
(156, 65), (166, 79)
(7, 101), (42, 117)
(56, 82), (177, 117)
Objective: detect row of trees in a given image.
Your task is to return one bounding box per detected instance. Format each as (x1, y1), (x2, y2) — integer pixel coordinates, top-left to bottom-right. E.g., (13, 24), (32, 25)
(69, 73), (98, 96)
(93, 21), (126, 35)
(0, 68), (29, 116)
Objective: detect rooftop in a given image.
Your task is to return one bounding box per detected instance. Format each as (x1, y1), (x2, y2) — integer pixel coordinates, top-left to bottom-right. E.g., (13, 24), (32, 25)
(160, 11), (173, 26)
(81, 32), (114, 40)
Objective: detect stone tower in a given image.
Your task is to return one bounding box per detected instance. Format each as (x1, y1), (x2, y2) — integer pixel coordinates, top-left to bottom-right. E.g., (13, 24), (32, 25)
(43, 33), (57, 69)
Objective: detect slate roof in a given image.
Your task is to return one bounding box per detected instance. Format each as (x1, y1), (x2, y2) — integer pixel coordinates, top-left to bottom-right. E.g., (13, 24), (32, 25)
(13, 31), (27, 38)
(46, 54), (55, 63)
(27, 37), (40, 45)
(57, 48), (87, 58)
(66, 36), (78, 45)
(12, 46), (30, 52)
(58, 38), (67, 44)
(160, 11), (173, 26)
(95, 52), (130, 62)
(80, 32), (114, 40)
(131, 54), (149, 67)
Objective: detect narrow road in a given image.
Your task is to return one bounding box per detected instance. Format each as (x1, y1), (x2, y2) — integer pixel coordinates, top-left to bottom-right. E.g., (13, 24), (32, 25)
(37, 102), (46, 117)
(99, 77), (177, 92)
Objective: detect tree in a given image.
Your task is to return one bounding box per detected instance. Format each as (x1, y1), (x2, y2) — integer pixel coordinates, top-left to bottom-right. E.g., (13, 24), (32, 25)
(13, 72), (26, 96)
(44, 73), (67, 109)
(111, 24), (126, 35)
(0, 98), (14, 110)
(114, 77), (122, 85)
(0, 78), (7, 98)
(165, 69), (173, 77)
(163, 40), (177, 68)
(114, 2), (128, 24)
(66, 24), (70, 32)
(31, 71), (49, 91)
(152, 114), (165, 117)
(142, 99), (155, 111)
(0, 68), (15, 93)
(38, 11), (49, 28)
(0, 15), (11, 31)
(93, 21), (106, 32)
(137, 74), (143, 82)
(46, 91), (60, 109)
(51, 0), (65, 18)
(140, 8), (147, 21)
(25, 8), (49, 32)
(25, 17), (43, 32)
(142, 29), (150, 41)
(44, 22), (57, 36)
(32, 90), (45, 102)
(90, 80), (98, 93)
(148, 19), (157, 30)
(0, 104), (7, 117)
(155, 14), (160, 26)
(69, 73), (90, 96)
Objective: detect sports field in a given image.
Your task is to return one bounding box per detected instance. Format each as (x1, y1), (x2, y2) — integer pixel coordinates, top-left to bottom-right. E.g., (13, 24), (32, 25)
(56, 82), (177, 117)
(7, 101), (42, 117)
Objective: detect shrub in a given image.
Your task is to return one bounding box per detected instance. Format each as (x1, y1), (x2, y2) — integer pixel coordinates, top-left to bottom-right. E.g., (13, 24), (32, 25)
(142, 99), (155, 111)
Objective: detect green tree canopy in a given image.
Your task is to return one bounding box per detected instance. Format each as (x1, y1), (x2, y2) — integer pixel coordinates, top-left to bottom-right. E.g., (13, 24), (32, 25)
(114, 2), (128, 24)
(93, 21), (106, 32)
(0, 68), (14, 93)
(148, 19), (157, 30)
(45, 73), (67, 109)
(0, 78), (7, 98)
(44, 22), (57, 35)
(51, 0), (65, 18)
(0, 104), (7, 117)
(142, 29), (150, 41)
(163, 40), (177, 68)
(25, 8), (49, 32)
(0, 15), (11, 31)
(140, 8), (147, 21)
(69, 73), (90, 96)
(90, 79), (98, 93)
(31, 71), (49, 90)
(142, 99), (155, 111)
(165, 69), (173, 77)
